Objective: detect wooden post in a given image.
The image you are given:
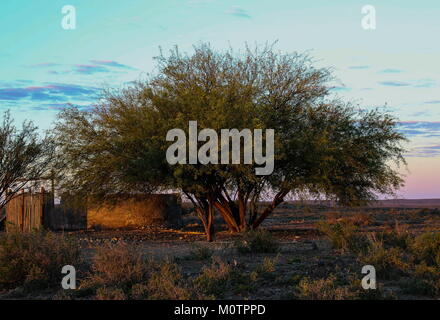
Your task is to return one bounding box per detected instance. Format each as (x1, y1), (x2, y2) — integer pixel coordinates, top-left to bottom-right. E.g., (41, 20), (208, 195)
(21, 189), (25, 232)
(51, 169), (55, 205)
(41, 187), (45, 230)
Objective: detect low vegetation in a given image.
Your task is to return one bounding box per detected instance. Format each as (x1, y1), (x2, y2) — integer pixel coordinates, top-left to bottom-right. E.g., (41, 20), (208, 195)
(0, 231), (81, 291)
(234, 229), (280, 254)
(1, 206), (440, 300)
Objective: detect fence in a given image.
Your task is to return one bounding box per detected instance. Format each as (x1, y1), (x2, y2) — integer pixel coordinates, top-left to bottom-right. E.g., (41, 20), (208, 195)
(5, 188), (53, 233)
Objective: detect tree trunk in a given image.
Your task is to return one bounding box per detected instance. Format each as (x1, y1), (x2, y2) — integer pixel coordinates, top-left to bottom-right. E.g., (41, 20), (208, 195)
(252, 191), (287, 229)
(206, 199), (215, 242)
(213, 201), (240, 232)
(238, 192), (248, 231)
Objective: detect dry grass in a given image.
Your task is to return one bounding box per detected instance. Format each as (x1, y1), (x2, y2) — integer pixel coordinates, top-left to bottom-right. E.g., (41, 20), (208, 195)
(297, 275), (357, 300)
(234, 229), (280, 254)
(2, 204), (440, 300)
(0, 231), (81, 290)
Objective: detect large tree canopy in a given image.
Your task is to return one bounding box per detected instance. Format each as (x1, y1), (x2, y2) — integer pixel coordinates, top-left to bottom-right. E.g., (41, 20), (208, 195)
(54, 44), (406, 241)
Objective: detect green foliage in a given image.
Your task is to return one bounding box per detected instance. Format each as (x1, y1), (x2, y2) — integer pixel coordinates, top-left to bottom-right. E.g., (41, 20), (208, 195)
(234, 229), (279, 254)
(316, 220), (368, 253)
(0, 231), (81, 290)
(54, 43), (406, 236)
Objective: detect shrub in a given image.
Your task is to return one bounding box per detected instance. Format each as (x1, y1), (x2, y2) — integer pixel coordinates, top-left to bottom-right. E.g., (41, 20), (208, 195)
(254, 255), (280, 282)
(187, 244), (213, 261)
(413, 262), (440, 280)
(418, 208), (440, 217)
(146, 261), (191, 300)
(399, 278), (439, 297)
(84, 242), (149, 292)
(296, 275), (357, 300)
(316, 220), (368, 253)
(194, 257), (233, 297)
(411, 232), (440, 266)
(358, 237), (409, 280)
(377, 228), (411, 250)
(95, 287), (127, 300)
(0, 231), (81, 290)
(234, 230), (279, 254)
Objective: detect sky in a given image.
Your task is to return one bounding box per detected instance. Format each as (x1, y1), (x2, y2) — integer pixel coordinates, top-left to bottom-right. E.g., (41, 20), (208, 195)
(0, 0), (439, 198)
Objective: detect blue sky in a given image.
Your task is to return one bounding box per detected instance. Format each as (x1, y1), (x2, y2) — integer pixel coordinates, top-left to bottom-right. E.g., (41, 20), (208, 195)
(1, 0), (439, 198)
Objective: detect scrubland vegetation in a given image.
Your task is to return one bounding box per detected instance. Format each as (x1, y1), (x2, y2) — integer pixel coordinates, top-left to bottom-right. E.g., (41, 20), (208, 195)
(1, 205), (440, 300)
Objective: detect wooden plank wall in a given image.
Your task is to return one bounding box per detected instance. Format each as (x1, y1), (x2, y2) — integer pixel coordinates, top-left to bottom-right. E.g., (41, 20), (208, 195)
(5, 190), (49, 233)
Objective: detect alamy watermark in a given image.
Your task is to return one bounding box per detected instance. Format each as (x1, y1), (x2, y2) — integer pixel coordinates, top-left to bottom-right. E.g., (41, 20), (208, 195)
(61, 265), (76, 289)
(166, 121), (274, 175)
(361, 5), (376, 30)
(61, 5), (76, 30)
(361, 265), (377, 290)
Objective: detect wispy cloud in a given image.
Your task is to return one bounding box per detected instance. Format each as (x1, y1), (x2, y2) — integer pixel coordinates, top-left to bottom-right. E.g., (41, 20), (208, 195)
(414, 79), (436, 88)
(378, 68), (404, 74)
(407, 145), (440, 157)
(27, 60), (135, 76)
(0, 83), (99, 102)
(398, 121), (440, 140)
(379, 81), (411, 87)
(90, 60), (134, 69)
(348, 65), (370, 70)
(378, 78), (436, 88)
(74, 64), (109, 74)
(227, 7), (251, 19)
(424, 100), (440, 105)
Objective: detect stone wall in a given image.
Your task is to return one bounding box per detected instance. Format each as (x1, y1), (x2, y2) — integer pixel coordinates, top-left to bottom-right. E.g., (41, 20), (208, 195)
(87, 194), (182, 230)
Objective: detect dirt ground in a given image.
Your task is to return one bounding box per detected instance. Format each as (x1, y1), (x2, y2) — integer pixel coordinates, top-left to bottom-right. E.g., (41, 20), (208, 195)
(2, 200), (440, 300)
(56, 200), (440, 300)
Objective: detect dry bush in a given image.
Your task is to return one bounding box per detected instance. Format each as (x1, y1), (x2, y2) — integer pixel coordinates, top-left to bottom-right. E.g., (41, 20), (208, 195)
(187, 244), (213, 261)
(82, 243), (194, 300)
(323, 212), (373, 227)
(0, 231), (81, 290)
(351, 213), (375, 226)
(82, 242), (149, 294)
(411, 232), (440, 267)
(399, 277), (440, 297)
(358, 235), (409, 280)
(95, 287), (127, 300)
(377, 223), (411, 250)
(417, 208), (440, 217)
(194, 257), (233, 297)
(234, 229), (279, 254)
(322, 211), (344, 224)
(296, 275), (357, 300)
(145, 261), (191, 300)
(193, 255), (278, 298)
(316, 220), (368, 253)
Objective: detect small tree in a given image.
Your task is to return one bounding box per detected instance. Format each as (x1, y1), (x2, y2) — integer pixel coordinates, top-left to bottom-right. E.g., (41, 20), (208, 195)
(0, 111), (55, 211)
(54, 44), (406, 241)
